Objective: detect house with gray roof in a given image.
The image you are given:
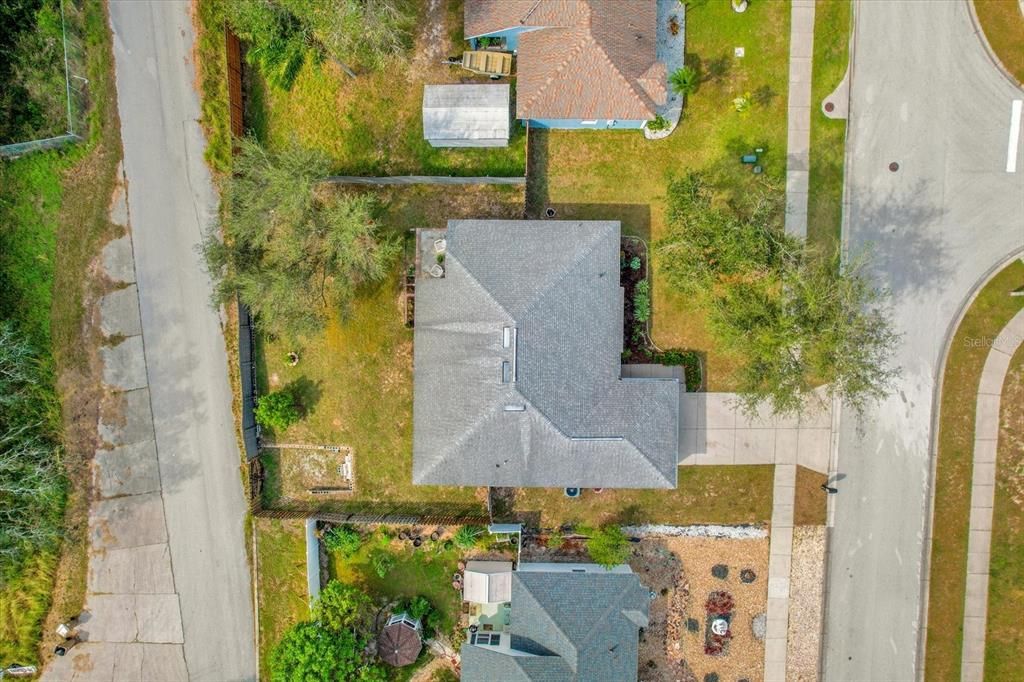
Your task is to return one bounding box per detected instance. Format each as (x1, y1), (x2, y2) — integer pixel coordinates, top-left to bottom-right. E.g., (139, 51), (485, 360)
(460, 563), (650, 681)
(412, 219), (679, 489)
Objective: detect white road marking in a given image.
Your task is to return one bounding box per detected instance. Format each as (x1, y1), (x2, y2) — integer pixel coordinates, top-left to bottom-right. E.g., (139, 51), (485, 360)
(1007, 99), (1022, 173)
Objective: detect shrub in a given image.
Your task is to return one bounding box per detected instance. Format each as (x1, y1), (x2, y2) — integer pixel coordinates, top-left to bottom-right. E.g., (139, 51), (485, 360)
(323, 525), (362, 557)
(546, 531), (564, 549)
(582, 525), (630, 569)
(254, 388), (299, 431)
(633, 279), (651, 323)
(646, 115), (670, 132)
(705, 591), (735, 615)
(312, 580), (373, 633)
(669, 66), (698, 97)
(453, 525), (483, 549)
(270, 621), (386, 682)
(629, 256), (642, 270)
(407, 596), (432, 620)
(370, 551), (396, 578)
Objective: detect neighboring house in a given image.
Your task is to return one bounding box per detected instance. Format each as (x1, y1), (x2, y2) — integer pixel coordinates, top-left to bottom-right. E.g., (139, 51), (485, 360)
(422, 84), (511, 148)
(464, 0), (667, 129)
(412, 220), (679, 489)
(460, 562), (650, 681)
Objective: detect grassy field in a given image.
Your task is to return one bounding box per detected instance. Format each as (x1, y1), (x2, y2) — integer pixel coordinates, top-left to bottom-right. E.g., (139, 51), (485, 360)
(973, 0), (1024, 84)
(806, 0), (852, 254)
(527, 0), (790, 391)
(255, 519), (310, 682)
(0, 0), (121, 665)
(925, 260), (1024, 681)
(986, 344), (1024, 677)
(511, 466), (774, 529)
(257, 183), (522, 511)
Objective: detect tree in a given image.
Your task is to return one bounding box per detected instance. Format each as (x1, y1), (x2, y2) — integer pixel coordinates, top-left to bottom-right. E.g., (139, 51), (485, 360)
(582, 525), (630, 569)
(669, 66), (699, 97)
(710, 251), (900, 417)
(202, 138), (397, 339)
(270, 621), (386, 682)
(312, 580), (373, 634)
(225, 0), (313, 90)
(254, 389), (300, 431)
(656, 173), (899, 417)
(284, 0), (415, 72)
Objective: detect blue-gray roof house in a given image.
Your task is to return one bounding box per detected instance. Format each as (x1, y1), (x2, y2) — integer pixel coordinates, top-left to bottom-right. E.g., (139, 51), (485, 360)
(460, 564), (650, 681)
(412, 220), (680, 489)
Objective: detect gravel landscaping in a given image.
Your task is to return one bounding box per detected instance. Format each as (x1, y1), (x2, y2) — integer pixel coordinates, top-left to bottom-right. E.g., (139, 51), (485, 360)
(786, 526), (826, 681)
(629, 535), (769, 681)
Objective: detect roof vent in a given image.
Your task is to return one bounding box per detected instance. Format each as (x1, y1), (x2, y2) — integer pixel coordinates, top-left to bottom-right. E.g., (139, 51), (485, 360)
(501, 361), (511, 383)
(503, 404), (526, 412)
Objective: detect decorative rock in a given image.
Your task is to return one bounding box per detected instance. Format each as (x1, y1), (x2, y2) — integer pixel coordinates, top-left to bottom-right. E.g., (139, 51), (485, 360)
(752, 612), (767, 642)
(704, 673), (720, 682)
(686, 618), (700, 633)
(740, 568), (757, 583)
(711, 564), (728, 579)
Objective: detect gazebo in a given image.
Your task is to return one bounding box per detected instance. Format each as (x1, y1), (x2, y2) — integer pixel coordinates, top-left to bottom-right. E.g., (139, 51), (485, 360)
(377, 613), (422, 667)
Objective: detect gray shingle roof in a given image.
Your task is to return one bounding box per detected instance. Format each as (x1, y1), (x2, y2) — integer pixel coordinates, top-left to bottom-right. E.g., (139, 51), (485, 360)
(413, 220), (679, 489)
(460, 569), (650, 681)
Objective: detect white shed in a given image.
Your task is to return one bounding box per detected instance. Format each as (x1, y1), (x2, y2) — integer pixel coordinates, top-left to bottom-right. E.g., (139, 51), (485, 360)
(422, 84), (511, 148)
(463, 560), (513, 603)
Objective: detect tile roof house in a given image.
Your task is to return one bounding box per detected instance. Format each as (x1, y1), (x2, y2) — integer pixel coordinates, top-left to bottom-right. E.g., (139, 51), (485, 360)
(464, 0), (667, 130)
(412, 220), (679, 489)
(461, 563), (650, 681)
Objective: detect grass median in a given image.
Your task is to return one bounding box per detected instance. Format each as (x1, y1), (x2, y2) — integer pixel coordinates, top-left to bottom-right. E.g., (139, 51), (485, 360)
(925, 259), (1024, 681)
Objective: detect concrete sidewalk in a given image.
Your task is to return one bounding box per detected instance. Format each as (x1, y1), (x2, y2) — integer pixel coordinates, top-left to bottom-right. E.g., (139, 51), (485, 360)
(784, 0), (815, 238)
(764, 464), (796, 682)
(961, 307), (1024, 682)
(44, 183), (187, 681)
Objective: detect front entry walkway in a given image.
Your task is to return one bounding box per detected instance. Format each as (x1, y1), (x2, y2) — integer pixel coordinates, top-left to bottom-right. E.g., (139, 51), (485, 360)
(678, 392), (831, 474)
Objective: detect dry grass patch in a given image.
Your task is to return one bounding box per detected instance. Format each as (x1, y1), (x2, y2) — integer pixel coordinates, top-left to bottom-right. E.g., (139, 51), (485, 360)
(256, 519), (309, 682)
(794, 465), (827, 526)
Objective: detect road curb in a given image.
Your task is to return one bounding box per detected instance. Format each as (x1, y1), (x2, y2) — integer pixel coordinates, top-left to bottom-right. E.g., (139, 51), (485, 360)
(963, 0), (1024, 92)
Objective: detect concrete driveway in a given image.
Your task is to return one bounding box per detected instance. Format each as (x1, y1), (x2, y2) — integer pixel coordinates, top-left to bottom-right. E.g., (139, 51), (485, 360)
(104, 2), (256, 679)
(823, 1), (1024, 680)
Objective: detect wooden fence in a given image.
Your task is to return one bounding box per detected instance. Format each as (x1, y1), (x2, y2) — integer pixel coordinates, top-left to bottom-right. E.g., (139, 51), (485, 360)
(225, 29), (243, 138)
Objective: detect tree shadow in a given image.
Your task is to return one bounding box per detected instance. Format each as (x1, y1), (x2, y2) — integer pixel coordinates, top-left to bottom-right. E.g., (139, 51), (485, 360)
(686, 52), (731, 88)
(847, 178), (950, 297)
(752, 84), (777, 108)
(284, 375), (323, 418)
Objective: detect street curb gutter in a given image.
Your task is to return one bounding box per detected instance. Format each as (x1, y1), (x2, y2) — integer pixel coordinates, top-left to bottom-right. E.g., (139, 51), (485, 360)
(916, 248), (1024, 682)
(963, 0), (1024, 93)
(818, 0), (858, 677)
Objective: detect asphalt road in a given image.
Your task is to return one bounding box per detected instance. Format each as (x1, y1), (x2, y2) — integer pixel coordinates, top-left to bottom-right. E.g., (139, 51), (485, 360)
(108, 3), (257, 680)
(823, 2), (1024, 680)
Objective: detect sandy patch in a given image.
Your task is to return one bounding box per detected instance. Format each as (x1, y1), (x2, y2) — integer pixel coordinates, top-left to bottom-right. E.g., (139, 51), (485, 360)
(787, 526), (825, 681)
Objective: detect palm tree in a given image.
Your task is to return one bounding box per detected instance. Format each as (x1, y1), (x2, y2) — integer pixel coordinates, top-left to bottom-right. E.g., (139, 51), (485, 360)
(669, 66), (698, 97)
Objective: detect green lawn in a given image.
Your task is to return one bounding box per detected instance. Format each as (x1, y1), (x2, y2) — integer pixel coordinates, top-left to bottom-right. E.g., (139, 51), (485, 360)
(925, 260), (1024, 681)
(255, 519), (310, 682)
(974, 0), (1024, 85)
(328, 530), (462, 636)
(527, 0), (790, 391)
(806, 0), (852, 255)
(511, 466), (775, 529)
(986, 343), (1024, 677)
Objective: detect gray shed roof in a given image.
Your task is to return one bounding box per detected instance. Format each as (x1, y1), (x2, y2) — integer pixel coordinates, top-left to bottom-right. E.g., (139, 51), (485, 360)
(460, 569), (650, 682)
(412, 219), (679, 489)
(422, 84), (510, 145)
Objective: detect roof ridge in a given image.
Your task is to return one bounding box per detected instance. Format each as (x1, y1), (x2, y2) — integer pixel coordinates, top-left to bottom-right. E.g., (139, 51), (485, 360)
(514, 573), (579, 670)
(588, 39), (658, 118)
(583, 387), (677, 487)
(519, 29), (591, 115)
(575, 577), (637, 653)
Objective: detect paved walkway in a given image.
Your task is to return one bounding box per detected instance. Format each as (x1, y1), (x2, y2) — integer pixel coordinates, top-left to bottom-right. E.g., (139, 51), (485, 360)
(961, 307), (1024, 681)
(784, 0), (815, 238)
(44, 179), (187, 681)
(765, 464), (796, 682)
